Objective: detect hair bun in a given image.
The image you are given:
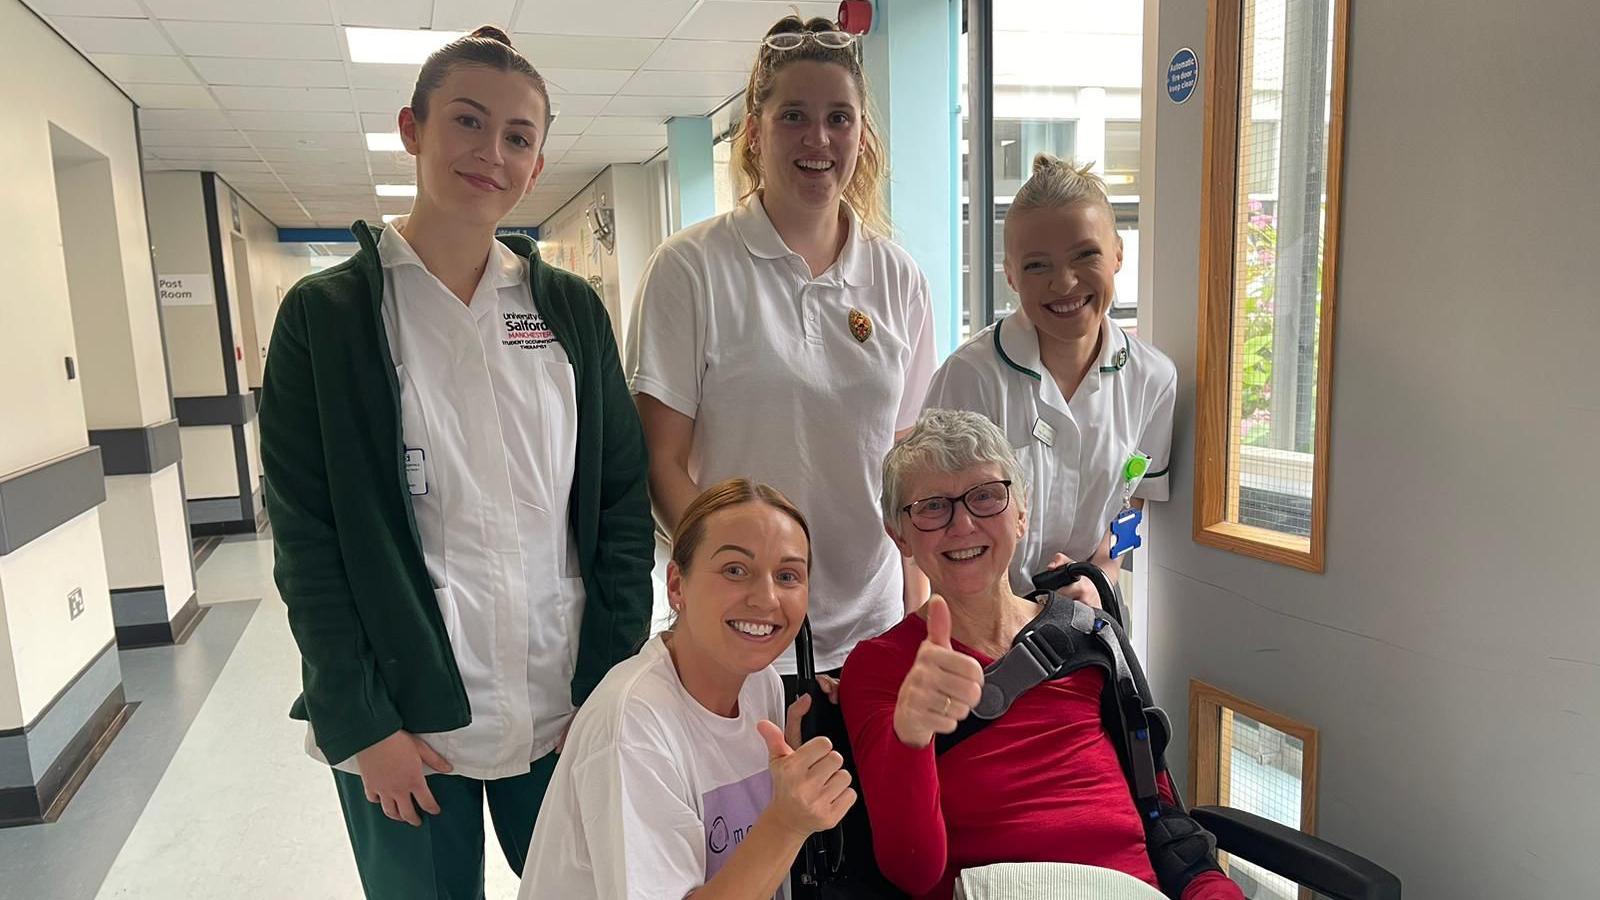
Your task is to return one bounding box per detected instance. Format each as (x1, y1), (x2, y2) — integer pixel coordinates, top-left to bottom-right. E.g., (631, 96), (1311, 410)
(1031, 153), (1096, 179)
(469, 25), (513, 47)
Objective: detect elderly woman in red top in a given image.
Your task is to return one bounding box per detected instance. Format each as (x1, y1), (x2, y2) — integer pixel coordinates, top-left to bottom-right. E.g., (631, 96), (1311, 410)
(839, 409), (1243, 900)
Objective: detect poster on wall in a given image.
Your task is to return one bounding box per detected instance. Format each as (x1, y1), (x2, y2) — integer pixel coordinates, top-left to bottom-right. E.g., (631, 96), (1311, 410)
(158, 274), (215, 307)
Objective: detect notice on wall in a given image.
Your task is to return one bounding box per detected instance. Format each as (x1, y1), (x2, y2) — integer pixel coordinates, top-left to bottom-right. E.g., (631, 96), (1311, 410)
(158, 274), (215, 307)
(1167, 47), (1198, 104)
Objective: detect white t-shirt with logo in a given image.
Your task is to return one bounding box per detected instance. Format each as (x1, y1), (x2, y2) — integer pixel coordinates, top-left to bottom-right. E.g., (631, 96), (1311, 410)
(627, 198), (937, 672)
(520, 635), (789, 900)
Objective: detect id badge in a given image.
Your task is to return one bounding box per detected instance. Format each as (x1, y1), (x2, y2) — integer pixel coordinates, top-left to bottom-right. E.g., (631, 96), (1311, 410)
(404, 448), (428, 495)
(1110, 505), (1143, 559)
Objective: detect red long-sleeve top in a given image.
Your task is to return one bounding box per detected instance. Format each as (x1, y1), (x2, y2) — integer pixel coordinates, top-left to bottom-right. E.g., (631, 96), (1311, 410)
(840, 615), (1243, 900)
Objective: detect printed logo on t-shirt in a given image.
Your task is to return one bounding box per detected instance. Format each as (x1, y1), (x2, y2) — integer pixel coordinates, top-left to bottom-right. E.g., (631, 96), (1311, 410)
(702, 769), (773, 883)
(502, 311), (556, 351)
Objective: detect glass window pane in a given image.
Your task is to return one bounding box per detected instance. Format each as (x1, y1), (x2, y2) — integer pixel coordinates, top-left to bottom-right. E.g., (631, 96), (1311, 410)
(712, 140), (735, 215)
(983, 0), (1142, 331)
(1228, 0), (1335, 537)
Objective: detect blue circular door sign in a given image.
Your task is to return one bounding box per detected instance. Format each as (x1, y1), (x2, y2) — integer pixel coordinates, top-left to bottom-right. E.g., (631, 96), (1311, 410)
(1167, 47), (1198, 104)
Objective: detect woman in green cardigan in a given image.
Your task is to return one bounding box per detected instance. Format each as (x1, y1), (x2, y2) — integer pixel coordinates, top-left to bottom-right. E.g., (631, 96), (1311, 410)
(258, 26), (653, 899)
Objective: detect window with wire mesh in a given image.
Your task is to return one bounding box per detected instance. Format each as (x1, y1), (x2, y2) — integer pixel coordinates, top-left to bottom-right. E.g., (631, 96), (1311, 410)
(1190, 681), (1320, 900)
(1229, 0), (1336, 537)
(1196, 0), (1346, 569)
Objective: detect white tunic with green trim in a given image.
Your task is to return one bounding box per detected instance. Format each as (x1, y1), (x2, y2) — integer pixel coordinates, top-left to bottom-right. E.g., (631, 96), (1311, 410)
(923, 312), (1176, 594)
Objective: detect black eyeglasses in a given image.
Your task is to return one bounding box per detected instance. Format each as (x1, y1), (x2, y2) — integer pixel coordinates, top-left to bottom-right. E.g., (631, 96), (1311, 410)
(900, 481), (1013, 532)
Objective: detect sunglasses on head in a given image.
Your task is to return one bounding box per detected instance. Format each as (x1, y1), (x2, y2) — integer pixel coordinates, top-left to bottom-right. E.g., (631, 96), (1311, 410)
(761, 30), (857, 51)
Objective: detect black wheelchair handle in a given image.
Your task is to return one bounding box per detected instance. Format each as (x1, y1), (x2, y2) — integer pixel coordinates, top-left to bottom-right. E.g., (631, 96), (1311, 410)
(1032, 560), (1125, 627)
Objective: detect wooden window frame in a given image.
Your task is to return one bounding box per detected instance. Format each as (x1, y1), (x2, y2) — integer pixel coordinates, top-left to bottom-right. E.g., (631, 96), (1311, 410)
(1193, 0), (1351, 572)
(1189, 680), (1321, 898)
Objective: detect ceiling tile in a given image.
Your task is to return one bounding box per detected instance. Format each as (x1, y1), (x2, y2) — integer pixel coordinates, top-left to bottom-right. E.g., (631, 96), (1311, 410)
(211, 86), (354, 112)
(139, 108), (234, 129)
(548, 94), (611, 117)
(513, 0), (696, 38)
(349, 65), (421, 91)
(211, 171), (285, 184)
(559, 149), (652, 165)
(600, 95), (727, 118)
(149, 146), (263, 162)
(333, 0), (430, 29)
(620, 69), (747, 97)
(274, 170), (374, 185)
(141, 129), (251, 148)
(540, 135), (578, 155)
(230, 110), (361, 131)
(362, 112), (399, 132)
(163, 21), (342, 61)
(643, 39), (758, 73)
(510, 34), (658, 70)
(573, 133), (667, 152)
(190, 57), (349, 88)
(125, 83), (218, 109)
(546, 115), (595, 136)
(48, 16), (173, 55)
(254, 145), (366, 163)
(432, 0), (516, 31)
(143, 0), (332, 24)
(675, 1), (840, 41)
(90, 53), (200, 85)
(541, 68), (635, 95)
(30, 0), (144, 16)
(354, 89), (409, 115)
(585, 116), (669, 136)
(210, 161), (276, 174)
(242, 131), (364, 150)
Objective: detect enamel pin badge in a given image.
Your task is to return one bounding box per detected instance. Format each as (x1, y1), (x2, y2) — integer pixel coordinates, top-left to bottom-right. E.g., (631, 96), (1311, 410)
(848, 308), (873, 343)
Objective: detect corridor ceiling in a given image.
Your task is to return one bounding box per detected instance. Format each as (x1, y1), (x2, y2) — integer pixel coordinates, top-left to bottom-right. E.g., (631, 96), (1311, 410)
(27, 0), (836, 228)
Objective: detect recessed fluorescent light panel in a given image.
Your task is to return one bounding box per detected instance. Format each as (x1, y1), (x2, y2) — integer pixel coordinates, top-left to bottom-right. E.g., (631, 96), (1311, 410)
(376, 184), (417, 197)
(347, 27), (463, 65)
(366, 132), (405, 152)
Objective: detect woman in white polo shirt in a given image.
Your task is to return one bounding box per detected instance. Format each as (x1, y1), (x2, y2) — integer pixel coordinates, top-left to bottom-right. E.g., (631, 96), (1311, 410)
(924, 155), (1176, 600)
(629, 14), (936, 675)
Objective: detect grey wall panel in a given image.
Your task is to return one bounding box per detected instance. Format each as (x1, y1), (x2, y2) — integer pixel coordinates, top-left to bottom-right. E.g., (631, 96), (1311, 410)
(0, 447), (105, 555)
(88, 419), (181, 475)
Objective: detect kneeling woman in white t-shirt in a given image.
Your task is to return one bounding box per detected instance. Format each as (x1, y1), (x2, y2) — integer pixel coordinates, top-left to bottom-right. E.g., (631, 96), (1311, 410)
(520, 478), (856, 899)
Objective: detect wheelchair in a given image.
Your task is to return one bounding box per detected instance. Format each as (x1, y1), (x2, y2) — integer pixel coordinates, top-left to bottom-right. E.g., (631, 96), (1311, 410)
(788, 564), (1401, 900)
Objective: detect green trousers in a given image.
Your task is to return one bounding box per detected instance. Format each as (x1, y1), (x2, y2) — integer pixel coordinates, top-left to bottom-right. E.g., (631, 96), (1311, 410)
(332, 751), (559, 900)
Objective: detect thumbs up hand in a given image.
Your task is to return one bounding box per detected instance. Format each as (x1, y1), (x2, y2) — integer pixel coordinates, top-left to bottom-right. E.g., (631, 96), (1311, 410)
(755, 719), (856, 839)
(893, 596), (986, 749)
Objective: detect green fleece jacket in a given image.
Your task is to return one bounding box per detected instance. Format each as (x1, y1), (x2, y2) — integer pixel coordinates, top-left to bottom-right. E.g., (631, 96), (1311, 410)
(260, 221), (653, 765)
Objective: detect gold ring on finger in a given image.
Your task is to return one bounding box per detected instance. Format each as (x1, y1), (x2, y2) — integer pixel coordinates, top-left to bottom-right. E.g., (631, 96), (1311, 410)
(941, 694), (952, 716)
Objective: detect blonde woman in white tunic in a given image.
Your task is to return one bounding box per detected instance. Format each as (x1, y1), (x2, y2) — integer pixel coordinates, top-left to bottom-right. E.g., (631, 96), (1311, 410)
(924, 156), (1176, 603)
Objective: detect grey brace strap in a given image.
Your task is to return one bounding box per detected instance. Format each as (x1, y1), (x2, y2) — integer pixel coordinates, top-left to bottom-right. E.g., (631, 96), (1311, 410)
(972, 597), (1099, 720)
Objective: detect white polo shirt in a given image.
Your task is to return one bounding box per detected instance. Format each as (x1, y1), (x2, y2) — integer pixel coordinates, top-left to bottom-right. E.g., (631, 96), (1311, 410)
(627, 198), (936, 672)
(306, 220), (586, 780)
(924, 312), (1176, 594)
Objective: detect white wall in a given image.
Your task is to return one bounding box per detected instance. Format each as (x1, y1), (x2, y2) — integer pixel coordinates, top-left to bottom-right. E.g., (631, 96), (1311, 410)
(147, 171), (228, 398)
(0, 0), (147, 729)
(1146, 1), (1600, 896)
(540, 164), (659, 351)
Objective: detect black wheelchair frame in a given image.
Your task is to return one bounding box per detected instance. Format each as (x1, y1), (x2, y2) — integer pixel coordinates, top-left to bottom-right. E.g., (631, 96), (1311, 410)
(789, 566), (1401, 900)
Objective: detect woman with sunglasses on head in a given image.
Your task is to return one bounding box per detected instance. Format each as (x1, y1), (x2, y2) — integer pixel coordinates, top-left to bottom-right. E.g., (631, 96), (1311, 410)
(840, 410), (1242, 900)
(519, 479), (855, 899)
(628, 15), (938, 683)
(259, 26), (653, 898)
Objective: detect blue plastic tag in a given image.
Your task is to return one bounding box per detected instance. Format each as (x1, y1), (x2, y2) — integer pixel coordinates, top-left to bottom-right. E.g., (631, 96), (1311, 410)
(1110, 505), (1143, 559)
